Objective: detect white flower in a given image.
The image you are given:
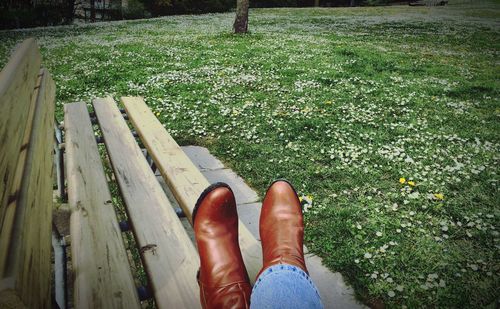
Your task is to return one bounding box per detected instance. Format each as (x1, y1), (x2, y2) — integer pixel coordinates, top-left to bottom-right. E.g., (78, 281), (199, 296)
(364, 253), (372, 259)
(388, 291), (396, 297)
(408, 192), (420, 199)
(428, 273), (439, 280)
(376, 231), (383, 237)
(404, 156), (414, 164)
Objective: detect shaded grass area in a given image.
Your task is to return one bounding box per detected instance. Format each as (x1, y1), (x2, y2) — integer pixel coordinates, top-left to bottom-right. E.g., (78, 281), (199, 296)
(1, 3), (499, 307)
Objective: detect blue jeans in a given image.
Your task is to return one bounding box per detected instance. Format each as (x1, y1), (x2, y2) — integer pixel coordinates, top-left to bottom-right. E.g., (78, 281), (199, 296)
(250, 264), (323, 308)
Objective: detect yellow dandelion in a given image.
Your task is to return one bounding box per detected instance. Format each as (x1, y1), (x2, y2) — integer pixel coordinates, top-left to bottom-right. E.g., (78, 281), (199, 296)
(408, 181), (416, 187)
(434, 193), (444, 200)
(399, 178), (406, 184)
(325, 100), (332, 105)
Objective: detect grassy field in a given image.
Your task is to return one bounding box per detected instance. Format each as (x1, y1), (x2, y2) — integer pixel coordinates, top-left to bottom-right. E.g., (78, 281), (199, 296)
(1, 2), (499, 308)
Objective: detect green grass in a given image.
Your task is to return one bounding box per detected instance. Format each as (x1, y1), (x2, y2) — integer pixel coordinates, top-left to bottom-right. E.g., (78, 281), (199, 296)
(1, 3), (499, 307)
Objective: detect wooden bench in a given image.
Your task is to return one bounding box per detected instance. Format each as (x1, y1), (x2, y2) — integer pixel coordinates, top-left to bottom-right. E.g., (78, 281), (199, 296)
(1, 39), (262, 308)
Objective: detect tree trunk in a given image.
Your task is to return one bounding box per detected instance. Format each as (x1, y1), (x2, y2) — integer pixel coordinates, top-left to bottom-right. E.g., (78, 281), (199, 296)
(121, 0), (128, 18)
(233, 0), (249, 34)
(350, 0), (356, 7)
(314, 0), (320, 6)
(65, 0), (75, 24)
(90, 0), (96, 22)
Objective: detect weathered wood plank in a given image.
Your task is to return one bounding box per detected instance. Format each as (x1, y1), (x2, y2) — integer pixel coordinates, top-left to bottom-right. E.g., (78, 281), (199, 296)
(0, 69), (42, 277)
(64, 102), (140, 309)
(0, 38), (41, 268)
(122, 96), (262, 283)
(93, 97), (200, 309)
(4, 69), (55, 308)
(0, 68), (55, 308)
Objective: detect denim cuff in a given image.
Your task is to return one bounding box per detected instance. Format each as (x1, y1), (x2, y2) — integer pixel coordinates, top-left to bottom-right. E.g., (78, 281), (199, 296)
(252, 264), (321, 297)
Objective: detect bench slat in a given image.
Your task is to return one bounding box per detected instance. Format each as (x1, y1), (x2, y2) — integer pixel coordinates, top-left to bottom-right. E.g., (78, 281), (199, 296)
(0, 69), (41, 278)
(121, 96), (262, 283)
(8, 69), (55, 308)
(93, 97), (200, 309)
(0, 68), (55, 308)
(64, 102), (141, 309)
(0, 39), (41, 273)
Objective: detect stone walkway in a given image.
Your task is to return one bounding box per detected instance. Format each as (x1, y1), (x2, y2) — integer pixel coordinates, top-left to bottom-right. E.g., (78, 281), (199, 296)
(157, 146), (365, 309)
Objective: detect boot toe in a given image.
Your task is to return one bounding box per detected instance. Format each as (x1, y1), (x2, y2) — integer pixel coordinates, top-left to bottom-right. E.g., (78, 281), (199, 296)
(267, 180), (298, 197)
(263, 180), (301, 213)
(193, 182), (235, 226)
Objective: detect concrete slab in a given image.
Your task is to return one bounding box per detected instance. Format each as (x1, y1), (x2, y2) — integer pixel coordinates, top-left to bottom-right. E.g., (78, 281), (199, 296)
(306, 253), (364, 309)
(236, 202), (261, 240)
(181, 146), (225, 171)
(202, 169), (260, 205)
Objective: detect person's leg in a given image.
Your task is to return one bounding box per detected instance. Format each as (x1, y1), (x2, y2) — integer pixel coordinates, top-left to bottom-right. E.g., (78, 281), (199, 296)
(251, 180), (323, 308)
(250, 264), (322, 309)
(193, 183), (251, 309)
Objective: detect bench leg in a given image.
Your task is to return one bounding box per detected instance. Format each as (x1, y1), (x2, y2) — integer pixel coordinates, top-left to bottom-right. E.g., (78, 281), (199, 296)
(52, 228), (68, 309)
(54, 123), (67, 202)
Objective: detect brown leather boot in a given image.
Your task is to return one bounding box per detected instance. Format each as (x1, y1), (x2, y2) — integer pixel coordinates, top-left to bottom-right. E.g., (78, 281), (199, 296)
(257, 180), (307, 278)
(193, 183), (251, 309)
